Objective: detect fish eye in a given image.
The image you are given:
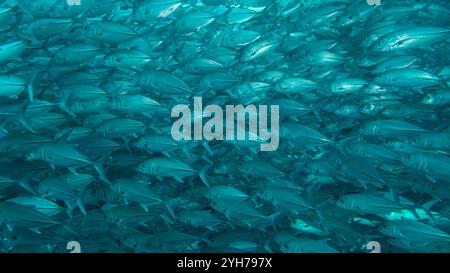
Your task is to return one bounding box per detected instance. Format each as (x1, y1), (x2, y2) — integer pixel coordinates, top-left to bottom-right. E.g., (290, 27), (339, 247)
(85, 26), (90, 31)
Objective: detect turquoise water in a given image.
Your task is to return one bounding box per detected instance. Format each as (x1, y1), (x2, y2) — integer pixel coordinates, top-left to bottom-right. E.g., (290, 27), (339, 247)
(0, 0), (449, 253)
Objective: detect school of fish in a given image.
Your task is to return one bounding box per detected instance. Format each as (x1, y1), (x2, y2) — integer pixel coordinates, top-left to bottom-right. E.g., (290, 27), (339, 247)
(0, 0), (450, 253)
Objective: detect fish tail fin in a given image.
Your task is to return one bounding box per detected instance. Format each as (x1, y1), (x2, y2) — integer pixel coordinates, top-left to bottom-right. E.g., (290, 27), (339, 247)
(201, 141), (213, 155)
(201, 153), (213, 165)
(0, 122), (8, 135)
(432, 120), (450, 132)
(410, 209), (421, 221)
(55, 128), (74, 143)
(389, 187), (400, 206)
(27, 73), (37, 103)
(58, 93), (76, 118)
(122, 137), (133, 154)
(18, 173), (37, 195)
(16, 116), (36, 134)
(62, 224), (80, 237)
(422, 199), (440, 210)
(182, 144), (193, 159)
(105, 1), (123, 21)
(268, 211), (282, 231)
(66, 206), (73, 218)
(416, 2), (434, 16)
(421, 199), (440, 221)
(334, 135), (359, 156)
(333, 142), (347, 157)
(164, 198), (181, 219)
(315, 209), (325, 222)
(263, 238), (273, 253)
(110, 83), (124, 97)
(160, 212), (174, 227)
(196, 87), (215, 97)
(311, 104), (323, 123)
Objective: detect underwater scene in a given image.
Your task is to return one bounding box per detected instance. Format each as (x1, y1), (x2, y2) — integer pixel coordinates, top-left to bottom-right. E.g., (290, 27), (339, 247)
(0, 0), (450, 253)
